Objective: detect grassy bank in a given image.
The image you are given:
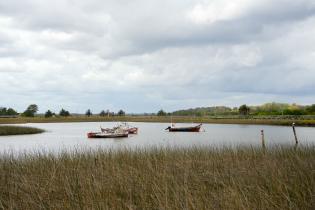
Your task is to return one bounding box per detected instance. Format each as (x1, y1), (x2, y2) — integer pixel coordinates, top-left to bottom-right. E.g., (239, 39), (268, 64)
(0, 147), (314, 209)
(0, 125), (44, 136)
(1, 115), (315, 126)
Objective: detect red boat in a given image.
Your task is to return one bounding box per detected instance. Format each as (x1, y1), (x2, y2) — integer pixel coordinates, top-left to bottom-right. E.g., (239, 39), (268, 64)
(127, 127), (138, 134)
(165, 124), (202, 132)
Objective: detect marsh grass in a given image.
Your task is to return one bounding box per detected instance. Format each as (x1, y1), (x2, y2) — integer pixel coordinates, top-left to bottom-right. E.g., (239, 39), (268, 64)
(1, 116), (315, 126)
(0, 126), (44, 136)
(0, 146), (314, 209)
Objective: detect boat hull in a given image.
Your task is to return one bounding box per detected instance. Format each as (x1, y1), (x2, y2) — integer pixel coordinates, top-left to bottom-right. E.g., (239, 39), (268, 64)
(128, 127), (138, 134)
(166, 124), (202, 132)
(87, 132), (128, 138)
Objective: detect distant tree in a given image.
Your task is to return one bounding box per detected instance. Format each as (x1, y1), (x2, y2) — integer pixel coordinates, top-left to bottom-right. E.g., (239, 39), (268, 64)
(22, 110), (33, 117)
(195, 112), (202, 117)
(157, 109), (167, 116)
(85, 109), (92, 117)
(117, 109), (125, 116)
(283, 109), (303, 115)
(27, 104), (38, 113)
(239, 104), (250, 115)
(0, 107), (7, 115)
(6, 108), (18, 115)
(306, 104), (315, 114)
(22, 104), (38, 117)
(59, 108), (70, 117)
(45, 110), (54, 118)
(99, 110), (106, 117)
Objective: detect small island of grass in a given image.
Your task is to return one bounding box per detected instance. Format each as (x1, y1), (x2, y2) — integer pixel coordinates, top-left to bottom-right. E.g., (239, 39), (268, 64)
(0, 125), (44, 136)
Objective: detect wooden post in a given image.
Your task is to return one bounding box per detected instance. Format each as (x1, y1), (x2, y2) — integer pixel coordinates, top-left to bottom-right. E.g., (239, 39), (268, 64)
(261, 130), (266, 149)
(292, 123), (298, 145)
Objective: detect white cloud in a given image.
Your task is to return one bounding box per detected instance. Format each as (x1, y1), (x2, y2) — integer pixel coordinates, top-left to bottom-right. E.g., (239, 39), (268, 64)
(187, 0), (254, 24)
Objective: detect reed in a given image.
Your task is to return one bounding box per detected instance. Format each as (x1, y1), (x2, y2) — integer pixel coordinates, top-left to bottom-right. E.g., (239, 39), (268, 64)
(0, 125), (44, 136)
(0, 146), (314, 209)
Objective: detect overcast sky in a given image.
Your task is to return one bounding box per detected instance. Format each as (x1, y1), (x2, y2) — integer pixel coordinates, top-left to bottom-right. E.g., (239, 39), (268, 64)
(1, 0), (315, 113)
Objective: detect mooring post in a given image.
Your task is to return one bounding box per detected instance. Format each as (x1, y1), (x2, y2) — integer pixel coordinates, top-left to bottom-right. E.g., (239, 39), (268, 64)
(261, 129), (266, 149)
(292, 123), (298, 145)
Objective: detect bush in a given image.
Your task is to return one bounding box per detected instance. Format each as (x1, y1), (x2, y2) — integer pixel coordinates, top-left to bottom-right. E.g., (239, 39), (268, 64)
(44, 110), (54, 118)
(85, 109), (92, 117)
(117, 110), (125, 116)
(239, 104), (250, 115)
(157, 109), (167, 116)
(59, 109), (70, 117)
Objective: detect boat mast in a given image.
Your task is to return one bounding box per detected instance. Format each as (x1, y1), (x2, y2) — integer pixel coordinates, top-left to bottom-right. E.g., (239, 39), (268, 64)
(171, 114), (174, 127)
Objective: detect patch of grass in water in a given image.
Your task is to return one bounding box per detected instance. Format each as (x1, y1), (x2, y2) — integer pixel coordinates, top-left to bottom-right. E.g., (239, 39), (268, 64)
(0, 125), (44, 136)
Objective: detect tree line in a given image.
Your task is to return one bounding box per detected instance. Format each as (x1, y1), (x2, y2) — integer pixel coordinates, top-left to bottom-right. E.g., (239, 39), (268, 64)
(42, 107), (126, 118)
(0, 107), (18, 116)
(2, 102), (315, 118)
(170, 102), (315, 116)
(0, 104), (126, 118)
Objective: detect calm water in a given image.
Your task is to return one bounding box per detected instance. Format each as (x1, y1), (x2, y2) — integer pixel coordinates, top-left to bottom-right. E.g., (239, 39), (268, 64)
(1, 122), (315, 155)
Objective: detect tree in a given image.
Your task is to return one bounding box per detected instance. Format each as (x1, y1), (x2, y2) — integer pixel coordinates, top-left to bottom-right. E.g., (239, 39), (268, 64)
(239, 104), (250, 115)
(157, 109), (166, 116)
(0, 107), (7, 115)
(22, 104), (38, 117)
(306, 104), (315, 114)
(99, 110), (107, 117)
(283, 109), (303, 115)
(85, 109), (92, 117)
(45, 110), (54, 118)
(27, 104), (38, 113)
(59, 108), (70, 117)
(6, 108), (17, 115)
(117, 109), (125, 116)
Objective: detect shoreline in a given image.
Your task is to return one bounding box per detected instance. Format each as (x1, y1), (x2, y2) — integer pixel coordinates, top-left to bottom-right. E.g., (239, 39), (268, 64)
(1, 116), (315, 127)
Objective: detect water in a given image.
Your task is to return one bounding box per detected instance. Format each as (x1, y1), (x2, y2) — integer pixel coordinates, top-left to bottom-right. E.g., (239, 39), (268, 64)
(1, 122), (315, 155)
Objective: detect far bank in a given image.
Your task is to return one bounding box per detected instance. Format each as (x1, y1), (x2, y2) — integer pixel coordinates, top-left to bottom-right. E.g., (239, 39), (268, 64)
(1, 115), (315, 127)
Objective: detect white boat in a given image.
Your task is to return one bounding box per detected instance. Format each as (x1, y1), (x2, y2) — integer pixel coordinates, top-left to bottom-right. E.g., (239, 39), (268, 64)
(100, 122), (138, 134)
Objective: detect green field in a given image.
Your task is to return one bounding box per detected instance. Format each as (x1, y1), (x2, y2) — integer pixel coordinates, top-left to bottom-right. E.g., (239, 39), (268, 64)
(0, 125), (44, 136)
(0, 146), (314, 209)
(1, 115), (315, 126)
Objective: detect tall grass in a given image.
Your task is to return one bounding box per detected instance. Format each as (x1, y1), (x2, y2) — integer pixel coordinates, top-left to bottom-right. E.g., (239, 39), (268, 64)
(0, 126), (44, 136)
(0, 146), (314, 209)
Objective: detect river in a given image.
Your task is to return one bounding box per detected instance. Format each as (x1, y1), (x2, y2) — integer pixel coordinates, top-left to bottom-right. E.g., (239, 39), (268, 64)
(1, 122), (315, 155)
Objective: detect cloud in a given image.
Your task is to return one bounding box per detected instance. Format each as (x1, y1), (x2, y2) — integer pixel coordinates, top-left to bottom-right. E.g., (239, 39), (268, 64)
(0, 0), (315, 112)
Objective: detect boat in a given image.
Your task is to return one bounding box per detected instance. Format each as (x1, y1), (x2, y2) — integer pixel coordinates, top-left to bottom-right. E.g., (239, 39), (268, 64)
(165, 123), (202, 132)
(118, 122), (138, 134)
(127, 127), (138, 134)
(88, 127), (129, 138)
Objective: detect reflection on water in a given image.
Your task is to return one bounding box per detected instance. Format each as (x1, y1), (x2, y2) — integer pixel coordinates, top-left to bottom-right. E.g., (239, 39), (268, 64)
(0, 122), (315, 155)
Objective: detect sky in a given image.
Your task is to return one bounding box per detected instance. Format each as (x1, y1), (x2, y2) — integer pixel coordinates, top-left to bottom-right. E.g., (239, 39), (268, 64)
(0, 0), (315, 113)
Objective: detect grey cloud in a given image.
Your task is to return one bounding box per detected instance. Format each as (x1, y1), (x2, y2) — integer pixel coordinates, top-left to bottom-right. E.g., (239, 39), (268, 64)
(2, 0), (313, 58)
(0, 0), (315, 112)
